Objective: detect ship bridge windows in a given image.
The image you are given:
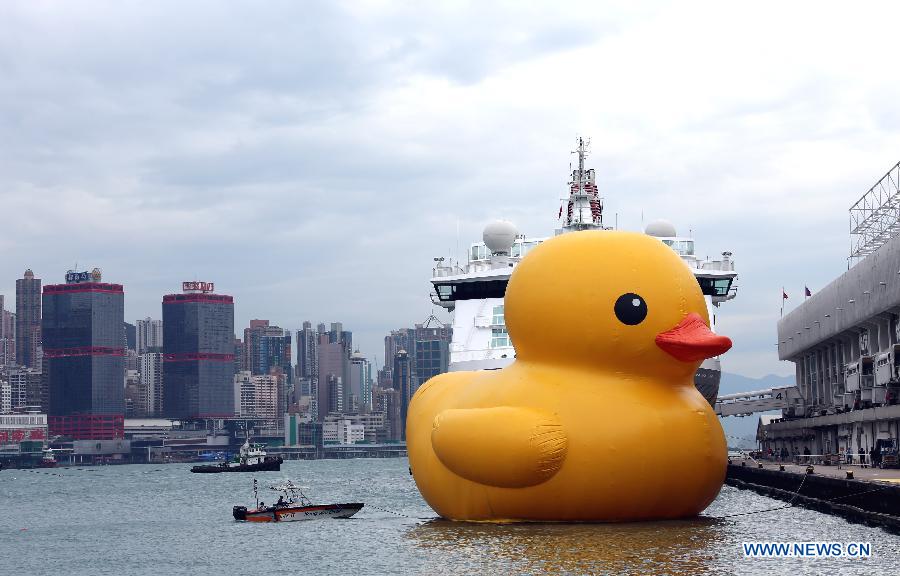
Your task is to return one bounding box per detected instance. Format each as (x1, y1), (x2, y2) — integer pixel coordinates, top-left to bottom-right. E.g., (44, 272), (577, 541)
(662, 239), (695, 256)
(471, 245), (491, 261)
(696, 276), (733, 297)
(433, 280), (509, 302)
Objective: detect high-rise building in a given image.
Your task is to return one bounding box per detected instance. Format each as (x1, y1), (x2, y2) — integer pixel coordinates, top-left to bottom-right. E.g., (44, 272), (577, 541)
(123, 322), (136, 351)
(233, 338), (243, 375)
(414, 324), (451, 390)
(243, 320), (292, 378)
(0, 378), (9, 413)
(243, 320), (292, 425)
(124, 369), (144, 417)
(43, 268), (124, 439)
(349, 351), (372, 412)
(162, 281), (234, 419)
(317, 330), (350, 421)
(384, 322), (452, 402)
(373, 386), (401, 442)
(297, 321), (318, 381)
(136, 318), (163, 354)
(0, 296), (14, 366)
(2, 366), (43, 412)
(16, 269), (41, 370)
(233, 370), (279, 420)
(393, 349), (412, 439)
(140, 350), (164, 416)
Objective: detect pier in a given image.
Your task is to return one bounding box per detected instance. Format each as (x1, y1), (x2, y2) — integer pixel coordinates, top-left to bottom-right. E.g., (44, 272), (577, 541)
(726, 456), (900, 533)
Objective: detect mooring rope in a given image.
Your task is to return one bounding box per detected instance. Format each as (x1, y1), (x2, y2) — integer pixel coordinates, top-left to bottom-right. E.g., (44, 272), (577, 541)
(713, 471), (809, 519)
(364, 503), (435, 520)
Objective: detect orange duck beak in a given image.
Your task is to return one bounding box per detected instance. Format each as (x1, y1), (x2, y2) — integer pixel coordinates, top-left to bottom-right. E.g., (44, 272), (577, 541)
(655, 313), (732, 362)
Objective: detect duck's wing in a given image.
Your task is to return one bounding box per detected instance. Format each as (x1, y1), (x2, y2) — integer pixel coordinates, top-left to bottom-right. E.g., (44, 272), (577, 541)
(431, 406), (568, 488)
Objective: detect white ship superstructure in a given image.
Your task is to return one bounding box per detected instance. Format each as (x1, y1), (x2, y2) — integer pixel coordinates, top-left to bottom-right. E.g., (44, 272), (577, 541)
(430, 138), (738, 404)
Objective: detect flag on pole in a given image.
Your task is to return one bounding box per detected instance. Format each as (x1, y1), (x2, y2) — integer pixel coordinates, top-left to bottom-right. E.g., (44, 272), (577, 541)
(558, 205), (563, 219)
(805, 286), (812, 297)
(782, 290), (788, 300)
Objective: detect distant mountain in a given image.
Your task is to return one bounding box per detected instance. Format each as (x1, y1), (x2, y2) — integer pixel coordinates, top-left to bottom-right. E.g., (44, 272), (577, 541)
(717, 372), (794, 449)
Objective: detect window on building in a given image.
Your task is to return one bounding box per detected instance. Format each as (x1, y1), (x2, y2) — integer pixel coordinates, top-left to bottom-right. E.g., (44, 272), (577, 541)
(492, 305), (505, 326)
(491, 328), (509, 348)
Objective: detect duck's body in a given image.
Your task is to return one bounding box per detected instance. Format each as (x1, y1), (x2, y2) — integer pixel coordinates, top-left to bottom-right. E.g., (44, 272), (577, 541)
(407, 230), (731, 522)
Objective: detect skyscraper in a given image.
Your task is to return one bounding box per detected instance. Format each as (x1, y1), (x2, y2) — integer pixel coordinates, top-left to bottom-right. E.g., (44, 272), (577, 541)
(140, 350), (164, 416)
(162, 281), (234, 419)
(136, 317), (163, 354)
(414, 324), (451, 390)
(349, 351), (372, 412)
(16, 269), (41, 370)
(242, 320), (292, 424)
(0, 295), (15, 366)
(393, 349), (412, 439)
(43, 268), (124, 439)
(243, 320), (292, 378)
(317, 327), (351, 421)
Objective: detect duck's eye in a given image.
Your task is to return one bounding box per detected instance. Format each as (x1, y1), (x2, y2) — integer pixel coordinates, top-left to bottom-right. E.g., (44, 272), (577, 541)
(614, 293), (647, 325)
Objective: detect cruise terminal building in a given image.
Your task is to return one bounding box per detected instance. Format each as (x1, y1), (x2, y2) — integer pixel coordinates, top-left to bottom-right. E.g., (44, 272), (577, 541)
(763, 164), (900, 458)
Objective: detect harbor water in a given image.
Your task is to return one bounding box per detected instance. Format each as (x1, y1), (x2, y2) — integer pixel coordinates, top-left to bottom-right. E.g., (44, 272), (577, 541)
(2, 458), (898, 575)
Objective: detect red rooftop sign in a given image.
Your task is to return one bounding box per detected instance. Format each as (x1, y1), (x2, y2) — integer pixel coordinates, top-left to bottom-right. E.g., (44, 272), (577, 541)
(183, 281), (214, 293)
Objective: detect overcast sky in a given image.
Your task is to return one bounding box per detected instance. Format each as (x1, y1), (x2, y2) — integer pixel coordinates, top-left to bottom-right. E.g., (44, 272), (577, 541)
(3, 1), (900, 377)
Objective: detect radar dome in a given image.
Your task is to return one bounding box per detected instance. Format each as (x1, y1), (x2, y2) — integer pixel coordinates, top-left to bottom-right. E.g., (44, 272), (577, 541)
(644, 219), (677, 238)
(483, 220), (518, 255)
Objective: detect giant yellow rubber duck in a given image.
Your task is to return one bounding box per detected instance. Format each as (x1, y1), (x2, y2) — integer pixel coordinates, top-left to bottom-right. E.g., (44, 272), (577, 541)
(407, 230), (732, 522)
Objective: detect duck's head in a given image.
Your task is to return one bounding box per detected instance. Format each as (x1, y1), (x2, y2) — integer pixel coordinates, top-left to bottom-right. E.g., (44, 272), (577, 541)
(505, 231), (732, 379)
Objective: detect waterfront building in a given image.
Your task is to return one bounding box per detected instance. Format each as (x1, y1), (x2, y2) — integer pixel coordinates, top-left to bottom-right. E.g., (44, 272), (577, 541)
(43, 268), (125, 439)
(162, 281), (234, 419)
(322, 417), (365, 444)
(760, 163), (900, 458)
(0, 412), (47, 446)
(283, 413), (321, 447)
(136, 317), (163, 353)
(16, 270), (41, 370)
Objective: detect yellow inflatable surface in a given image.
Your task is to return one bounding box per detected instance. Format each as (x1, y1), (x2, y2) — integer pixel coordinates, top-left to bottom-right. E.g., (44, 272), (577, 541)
(407, 231), (732, 522)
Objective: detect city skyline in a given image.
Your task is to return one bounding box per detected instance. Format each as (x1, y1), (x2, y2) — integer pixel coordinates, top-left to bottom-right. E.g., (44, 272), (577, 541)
(5, 3), (900, 378)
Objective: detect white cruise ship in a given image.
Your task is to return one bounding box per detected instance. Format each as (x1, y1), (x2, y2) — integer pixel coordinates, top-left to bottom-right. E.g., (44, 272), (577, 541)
(429, 138), (738, 405)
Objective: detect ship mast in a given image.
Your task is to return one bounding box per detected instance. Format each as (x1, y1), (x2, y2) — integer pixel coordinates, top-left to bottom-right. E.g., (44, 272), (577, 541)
(562, 137), (604, 232)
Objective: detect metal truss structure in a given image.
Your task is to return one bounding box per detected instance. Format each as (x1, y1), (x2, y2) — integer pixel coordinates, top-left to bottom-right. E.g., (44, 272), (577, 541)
(850, 160), (900, 264)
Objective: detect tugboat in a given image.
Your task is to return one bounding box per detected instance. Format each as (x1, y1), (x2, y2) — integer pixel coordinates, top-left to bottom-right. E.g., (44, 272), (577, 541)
(191, 439), (282, 473)
(233, 480), (364, 522)
(38, 448), (58, 468)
